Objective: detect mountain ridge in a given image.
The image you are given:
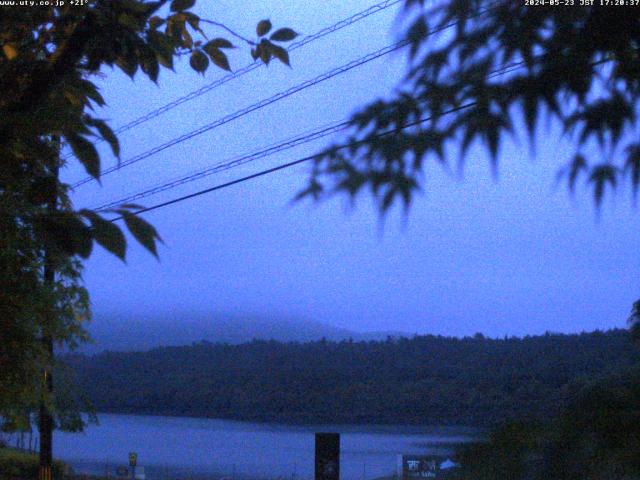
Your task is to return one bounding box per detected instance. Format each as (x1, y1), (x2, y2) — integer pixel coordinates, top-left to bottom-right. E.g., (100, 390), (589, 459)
(82, 313), (408, 353)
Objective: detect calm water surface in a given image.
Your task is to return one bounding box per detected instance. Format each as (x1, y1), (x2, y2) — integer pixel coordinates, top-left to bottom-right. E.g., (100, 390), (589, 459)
(54, 414), (477, 480)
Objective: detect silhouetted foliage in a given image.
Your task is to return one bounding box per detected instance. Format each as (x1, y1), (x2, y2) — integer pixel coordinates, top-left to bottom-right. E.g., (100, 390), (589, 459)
(0, 204), (90, 431)
(0, 448), (65, 480)
(453, 365), (640, 479)
(301, 0), (640, 211)
(0, 0), (296, 430)
(0, 0), (296, 263)
(65, 329), (638, 426)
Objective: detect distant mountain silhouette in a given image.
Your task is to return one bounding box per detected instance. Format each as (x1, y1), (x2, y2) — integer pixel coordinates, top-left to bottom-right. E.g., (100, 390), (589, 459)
(81, 313), (408, 353)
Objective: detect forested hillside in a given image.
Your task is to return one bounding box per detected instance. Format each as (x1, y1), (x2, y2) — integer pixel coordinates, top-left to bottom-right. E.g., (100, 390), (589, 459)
(65, 330), (639, 427)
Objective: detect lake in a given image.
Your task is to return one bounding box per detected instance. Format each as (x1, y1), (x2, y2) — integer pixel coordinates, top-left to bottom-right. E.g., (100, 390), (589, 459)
(53, 414), (477, 480)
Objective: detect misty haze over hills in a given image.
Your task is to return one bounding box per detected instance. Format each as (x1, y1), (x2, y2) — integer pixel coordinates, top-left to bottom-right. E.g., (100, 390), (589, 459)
(82, 313), (409, 353)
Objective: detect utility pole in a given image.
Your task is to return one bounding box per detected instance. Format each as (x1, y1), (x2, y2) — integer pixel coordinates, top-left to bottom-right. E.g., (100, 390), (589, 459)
(38, 138), (59, 480)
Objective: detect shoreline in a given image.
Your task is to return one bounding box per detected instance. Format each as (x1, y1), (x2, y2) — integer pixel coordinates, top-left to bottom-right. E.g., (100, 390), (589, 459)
(86, 409), (486, 435)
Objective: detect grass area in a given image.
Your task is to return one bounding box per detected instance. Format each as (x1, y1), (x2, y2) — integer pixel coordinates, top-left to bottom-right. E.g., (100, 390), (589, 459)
(0, 447), (66, 480)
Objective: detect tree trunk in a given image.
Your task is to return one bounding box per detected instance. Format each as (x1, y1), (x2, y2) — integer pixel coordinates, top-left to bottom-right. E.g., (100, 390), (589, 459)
(38, 147), (59, 480)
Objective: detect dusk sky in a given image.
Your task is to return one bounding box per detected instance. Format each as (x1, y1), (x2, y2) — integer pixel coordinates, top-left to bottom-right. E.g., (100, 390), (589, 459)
(64, 0), (640, 338)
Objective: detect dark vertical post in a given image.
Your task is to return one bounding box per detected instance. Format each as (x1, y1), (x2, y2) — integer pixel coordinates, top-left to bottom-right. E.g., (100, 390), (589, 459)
(315, 433), (340, 480)
(38, 141), (59, 480)
(129, 452), (138, 480)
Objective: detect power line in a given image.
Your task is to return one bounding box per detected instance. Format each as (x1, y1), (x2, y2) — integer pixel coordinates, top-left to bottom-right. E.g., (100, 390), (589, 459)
(93, 119), (350, 211)
(107, 102), (478, 223)
(61, 0), (404, 162)
(102, 24), (613, 222)
(73, 3), (503, 190)
(95, 58), (525, 212)
(72, 38), (410, 189)
(110, 0), (404, 136)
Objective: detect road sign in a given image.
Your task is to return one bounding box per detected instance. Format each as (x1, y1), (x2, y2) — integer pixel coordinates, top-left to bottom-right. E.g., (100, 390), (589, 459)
(129, 452), (137, 467)
(397, 455), (460, 479)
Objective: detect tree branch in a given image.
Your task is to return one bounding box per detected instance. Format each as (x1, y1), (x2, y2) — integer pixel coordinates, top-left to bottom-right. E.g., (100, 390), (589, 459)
(199, 19), (255, 46)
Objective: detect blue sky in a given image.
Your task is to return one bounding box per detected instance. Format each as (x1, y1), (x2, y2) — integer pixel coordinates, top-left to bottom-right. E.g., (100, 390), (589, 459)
(64, 0), (640, 338)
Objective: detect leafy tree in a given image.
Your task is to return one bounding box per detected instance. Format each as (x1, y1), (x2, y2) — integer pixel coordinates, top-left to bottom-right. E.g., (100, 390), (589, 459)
(0, 178), (90, 429)
(301, 0), (640, 211)
(1, 0), (296, 266)
(0, 0), (297, 474)
(454, 421), (543, 479)
(298, 0), (640, 374)
(453, 366), (640, 479)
